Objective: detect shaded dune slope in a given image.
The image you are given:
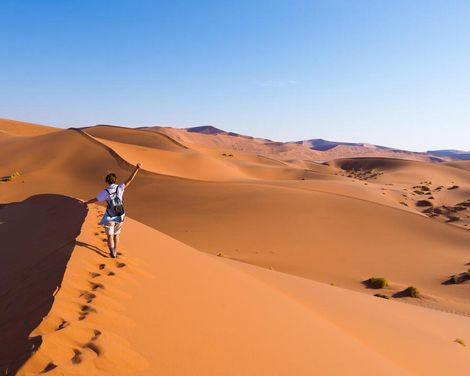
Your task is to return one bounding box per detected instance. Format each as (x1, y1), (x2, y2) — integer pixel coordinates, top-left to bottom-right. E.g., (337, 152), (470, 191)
(0, 195), (86, 375)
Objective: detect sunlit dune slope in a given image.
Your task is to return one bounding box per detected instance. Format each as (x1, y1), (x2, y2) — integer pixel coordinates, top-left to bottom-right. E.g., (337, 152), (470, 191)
(10, 201), (470, 375)
(1, 128), (470, 316)
(148, 126), (446, 162)
(82, 125), (329, 181)
(0, 118), (58, 136)
(82, 125), (187, 151)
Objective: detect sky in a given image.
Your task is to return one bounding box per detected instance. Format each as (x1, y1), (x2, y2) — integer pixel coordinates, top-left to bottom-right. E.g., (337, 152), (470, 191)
(1, 0), (469, 151)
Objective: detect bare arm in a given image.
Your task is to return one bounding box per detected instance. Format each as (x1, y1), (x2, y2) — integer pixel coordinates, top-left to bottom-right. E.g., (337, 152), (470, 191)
(83, 197), (98, 205)
(124, 162), (143, 188)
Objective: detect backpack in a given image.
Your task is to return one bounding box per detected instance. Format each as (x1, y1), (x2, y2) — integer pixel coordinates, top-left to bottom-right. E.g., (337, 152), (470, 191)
(106, 185), (125, 217)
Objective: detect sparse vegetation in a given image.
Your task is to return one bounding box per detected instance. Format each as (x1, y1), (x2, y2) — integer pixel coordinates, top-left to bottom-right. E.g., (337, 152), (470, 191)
(416, 200), (432, 207)
(374, 293), (390, 299)
(364, 277), (388, 289)
(0, 171), (20, 182)
(446, 215), (460, 223)
(454, 338), (466, 347)
(401, 286), (419, 298)
(451, 271), (470, 284)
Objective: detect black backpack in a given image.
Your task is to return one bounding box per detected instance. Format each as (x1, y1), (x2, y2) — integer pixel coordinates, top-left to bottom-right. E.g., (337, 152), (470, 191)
(106, 185), (125, 217)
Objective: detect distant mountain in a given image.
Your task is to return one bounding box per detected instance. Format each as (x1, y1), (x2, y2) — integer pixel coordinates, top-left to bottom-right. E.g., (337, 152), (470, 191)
(186, 126), (228, 135)
(185, 125), (256, 140)
(293, 139), (402, 152)
(427, 150), (470, 160)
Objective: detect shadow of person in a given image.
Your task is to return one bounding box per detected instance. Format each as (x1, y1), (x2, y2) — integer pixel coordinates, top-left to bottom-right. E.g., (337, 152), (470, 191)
(75, 240), (109, 258)
(0, 194), (87, 375)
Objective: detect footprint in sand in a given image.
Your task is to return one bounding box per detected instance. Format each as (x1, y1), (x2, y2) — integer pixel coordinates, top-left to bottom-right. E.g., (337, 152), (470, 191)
(92, 329), (102, 340)
(82, 292), (96, 304)
(56, 319), (70, 331)
(89, 272), (100, 278)
(42, 362), (57, 373)
(78, 305), (97, 321)
(116, 262), (126, 268)
(89, 282), (104, 291)
(98, 264), (106, 270)
(82, 342), (102, 356)
(71, 349), (82, 364)
(108, 271), (115, 276)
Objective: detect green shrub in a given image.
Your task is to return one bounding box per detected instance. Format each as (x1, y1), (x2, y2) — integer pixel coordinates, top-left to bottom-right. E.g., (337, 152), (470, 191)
(365, 277), (388, 289)
(402, 286), (419, 297)
(374, 293), (390, 299)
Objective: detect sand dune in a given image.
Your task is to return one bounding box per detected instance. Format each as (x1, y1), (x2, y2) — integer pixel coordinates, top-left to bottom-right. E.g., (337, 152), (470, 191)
(0, 118), (58, 136)
(0, 195), (87, 375)
(7, 200), (470, 375)
(2, 120), (470, 374)
(149, 126), (445, 162)
(1, 126), (470, 314)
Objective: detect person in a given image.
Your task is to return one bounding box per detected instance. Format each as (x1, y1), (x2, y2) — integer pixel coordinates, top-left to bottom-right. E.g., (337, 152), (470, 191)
(83, 162), (143, 258)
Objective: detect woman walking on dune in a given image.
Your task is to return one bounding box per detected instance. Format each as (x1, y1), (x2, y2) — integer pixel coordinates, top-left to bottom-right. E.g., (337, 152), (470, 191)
(82, 162), (143, 258)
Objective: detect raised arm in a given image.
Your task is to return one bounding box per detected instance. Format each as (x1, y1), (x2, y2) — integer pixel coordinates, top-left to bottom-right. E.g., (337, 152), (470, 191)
(124, 162), (143, 188)
(83, 197), (98, 205)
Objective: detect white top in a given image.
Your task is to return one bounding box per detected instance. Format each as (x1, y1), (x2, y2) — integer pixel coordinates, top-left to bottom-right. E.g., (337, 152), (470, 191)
(96, 183), (125, 224)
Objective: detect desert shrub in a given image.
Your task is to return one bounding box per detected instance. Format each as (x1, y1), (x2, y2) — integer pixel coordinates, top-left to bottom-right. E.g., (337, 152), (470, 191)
(365, 277), (388, 289)
(452, 272), (470, 284)
(401, 286), (419, 297)
(454, 338), (466, 347)
(416, 200), (432, 207)
(374, 293), (390, 299)
(0, 171), (20, 182)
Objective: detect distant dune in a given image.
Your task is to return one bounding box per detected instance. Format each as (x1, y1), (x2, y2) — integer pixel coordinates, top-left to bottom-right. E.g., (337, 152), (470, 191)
(428, 149), (470, 160)
(1, 117), (470, 375)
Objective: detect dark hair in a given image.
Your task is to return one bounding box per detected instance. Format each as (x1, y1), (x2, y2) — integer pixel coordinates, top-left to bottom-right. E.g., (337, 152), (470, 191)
(105, 173), (117, 185)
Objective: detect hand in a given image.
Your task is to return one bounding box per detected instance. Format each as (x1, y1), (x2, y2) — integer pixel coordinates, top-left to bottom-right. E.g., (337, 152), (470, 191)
(137, 162), (143, 169)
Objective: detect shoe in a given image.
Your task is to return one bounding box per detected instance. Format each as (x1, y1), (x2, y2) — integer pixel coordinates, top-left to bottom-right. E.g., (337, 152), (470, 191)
(110, 250), (117, 258)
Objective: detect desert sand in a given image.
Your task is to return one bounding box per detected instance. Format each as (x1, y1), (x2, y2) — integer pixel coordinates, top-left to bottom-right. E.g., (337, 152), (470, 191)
(1, 118), (470, 375)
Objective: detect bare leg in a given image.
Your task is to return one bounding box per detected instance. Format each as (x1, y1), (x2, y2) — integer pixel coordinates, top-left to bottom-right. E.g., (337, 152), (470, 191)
(113, 234), (120, 255)
(107, 235), (114, 251)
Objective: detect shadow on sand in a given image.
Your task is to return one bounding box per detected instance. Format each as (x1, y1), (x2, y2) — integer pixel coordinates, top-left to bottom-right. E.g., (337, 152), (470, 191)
(0, 194), (87, 376)
(75, 240), (109, 258)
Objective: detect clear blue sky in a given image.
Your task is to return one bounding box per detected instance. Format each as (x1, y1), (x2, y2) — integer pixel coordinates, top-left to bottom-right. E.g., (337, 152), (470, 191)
(1, 0), (469, 151)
